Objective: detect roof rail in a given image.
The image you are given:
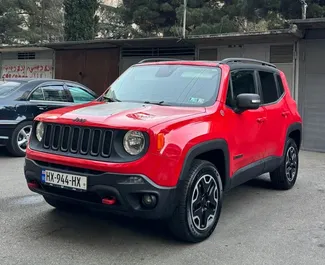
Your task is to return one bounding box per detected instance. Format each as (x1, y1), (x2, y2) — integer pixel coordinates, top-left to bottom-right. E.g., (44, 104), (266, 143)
(220, 58), (277, 68)
(137, 58), (184, 64)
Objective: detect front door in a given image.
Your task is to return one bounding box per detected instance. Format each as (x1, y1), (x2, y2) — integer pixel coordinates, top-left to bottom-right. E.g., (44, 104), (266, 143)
(224, 69), (266, 177)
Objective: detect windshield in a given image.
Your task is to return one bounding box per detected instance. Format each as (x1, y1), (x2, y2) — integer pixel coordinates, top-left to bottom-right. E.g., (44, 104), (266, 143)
(103, 64), (221, 107)
(0, 81), (22, 98)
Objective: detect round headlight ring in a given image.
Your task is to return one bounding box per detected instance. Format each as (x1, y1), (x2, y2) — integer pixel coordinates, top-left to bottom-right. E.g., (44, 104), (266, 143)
(36, 122), (44, 142)
(123, 130), (146, 156)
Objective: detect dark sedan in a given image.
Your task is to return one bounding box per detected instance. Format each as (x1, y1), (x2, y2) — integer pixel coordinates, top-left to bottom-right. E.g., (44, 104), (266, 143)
(0, 78), (97, 157)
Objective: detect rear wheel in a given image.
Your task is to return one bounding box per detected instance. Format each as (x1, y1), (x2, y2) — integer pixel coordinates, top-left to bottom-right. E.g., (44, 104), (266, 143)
(7, 121), (32, 157)
(270, 138), (299, 190)
(168, 159), (223, 243)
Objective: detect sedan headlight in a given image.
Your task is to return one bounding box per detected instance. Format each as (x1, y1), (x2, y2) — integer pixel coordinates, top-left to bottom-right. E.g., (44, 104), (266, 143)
(123, 130), (145, 155)
(36, 122), (44, 142)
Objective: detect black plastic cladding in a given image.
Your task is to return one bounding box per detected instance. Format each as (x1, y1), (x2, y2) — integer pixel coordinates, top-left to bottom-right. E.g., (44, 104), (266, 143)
(29, 122), (150, 163)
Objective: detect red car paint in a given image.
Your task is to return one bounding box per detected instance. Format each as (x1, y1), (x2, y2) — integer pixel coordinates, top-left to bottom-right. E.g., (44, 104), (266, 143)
(26, 61), (302, 188)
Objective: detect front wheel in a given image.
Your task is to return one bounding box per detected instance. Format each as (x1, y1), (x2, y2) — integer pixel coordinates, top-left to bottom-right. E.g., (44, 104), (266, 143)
(168, 159), (223, 243)
(7, 121), (32, 157)
(270, 138), (299, 190)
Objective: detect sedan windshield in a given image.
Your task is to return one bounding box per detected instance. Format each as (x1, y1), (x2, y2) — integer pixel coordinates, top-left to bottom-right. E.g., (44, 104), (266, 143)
(0, 81), (22, 98)
(103, 64), (221, 107)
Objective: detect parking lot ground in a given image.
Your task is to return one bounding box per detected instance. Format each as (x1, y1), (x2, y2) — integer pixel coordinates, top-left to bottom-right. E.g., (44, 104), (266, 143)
(0, 149), (325, 265)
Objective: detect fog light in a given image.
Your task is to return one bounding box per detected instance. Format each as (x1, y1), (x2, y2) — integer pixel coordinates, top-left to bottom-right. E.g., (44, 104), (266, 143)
(141, 194), (157, 209)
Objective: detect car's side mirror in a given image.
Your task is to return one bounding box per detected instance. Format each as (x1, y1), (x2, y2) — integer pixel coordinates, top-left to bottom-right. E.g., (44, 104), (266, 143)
(235, 93), (261, 113)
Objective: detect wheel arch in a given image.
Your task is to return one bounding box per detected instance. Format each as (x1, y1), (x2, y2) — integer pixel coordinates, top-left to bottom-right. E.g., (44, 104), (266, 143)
(286, 122), (302, 152)
(178, 139), (230, 191)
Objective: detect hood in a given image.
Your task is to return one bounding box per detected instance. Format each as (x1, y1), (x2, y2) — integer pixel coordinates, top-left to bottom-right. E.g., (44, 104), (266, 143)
(36, 101), (206, 129)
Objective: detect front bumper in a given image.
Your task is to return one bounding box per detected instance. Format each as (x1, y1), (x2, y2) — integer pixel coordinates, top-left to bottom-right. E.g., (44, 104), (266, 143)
(24, 158), (178, 219)
(0, 123), (15, 146)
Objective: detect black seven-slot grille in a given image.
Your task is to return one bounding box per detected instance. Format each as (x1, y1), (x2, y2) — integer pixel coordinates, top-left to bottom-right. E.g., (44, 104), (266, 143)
(42, 123), (113, 158)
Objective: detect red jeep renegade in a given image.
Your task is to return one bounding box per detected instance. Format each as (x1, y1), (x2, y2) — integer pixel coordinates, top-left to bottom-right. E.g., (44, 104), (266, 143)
(24, 58), (302, 243)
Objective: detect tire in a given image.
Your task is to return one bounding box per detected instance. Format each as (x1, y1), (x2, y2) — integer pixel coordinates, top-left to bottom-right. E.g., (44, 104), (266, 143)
(6, 121), (33, 157)
(168, 159), (223, 243)
(43, 196), (77, 212)
(270, 138), (299, 190)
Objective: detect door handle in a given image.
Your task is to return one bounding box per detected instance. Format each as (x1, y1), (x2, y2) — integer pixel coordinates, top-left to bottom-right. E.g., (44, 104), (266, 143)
(257, 117), (266, 123)
(282, 111), (290, 117)
(37, 105), (48, 111)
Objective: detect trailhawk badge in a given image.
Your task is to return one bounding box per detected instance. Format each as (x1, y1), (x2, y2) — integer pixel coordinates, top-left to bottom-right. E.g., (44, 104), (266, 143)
(72, 117), (87, 123)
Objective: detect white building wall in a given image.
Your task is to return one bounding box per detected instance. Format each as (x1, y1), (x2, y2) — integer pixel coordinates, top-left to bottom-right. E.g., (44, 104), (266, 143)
(0, 50), (54, 79)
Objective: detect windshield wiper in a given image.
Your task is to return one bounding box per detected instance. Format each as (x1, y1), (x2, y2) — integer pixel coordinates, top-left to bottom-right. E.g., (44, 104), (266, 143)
(143, 101), (168, 106)
(102, 95), (121, 102)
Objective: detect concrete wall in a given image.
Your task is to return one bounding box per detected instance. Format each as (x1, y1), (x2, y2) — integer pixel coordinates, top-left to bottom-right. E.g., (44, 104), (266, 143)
(297, 28), (325, 152)
(197, 42), (296, 96)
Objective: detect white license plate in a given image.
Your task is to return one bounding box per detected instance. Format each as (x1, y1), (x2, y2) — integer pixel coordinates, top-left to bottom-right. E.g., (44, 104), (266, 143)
(41, 169), (87, 191)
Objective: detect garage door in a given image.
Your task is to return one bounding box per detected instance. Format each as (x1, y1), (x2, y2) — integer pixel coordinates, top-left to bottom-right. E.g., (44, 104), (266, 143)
(301, 40), (325, 152)
(120, 47), (195, 74)
(1, 51), (53, 78)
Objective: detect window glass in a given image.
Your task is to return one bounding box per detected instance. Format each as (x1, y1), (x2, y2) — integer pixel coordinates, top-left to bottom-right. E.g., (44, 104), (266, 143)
(259, 71), (278, 104)
(67, 85), (96, 103)
(30, 88), (44, 100)
(103, 65), (221, 107)
(225, 79), (234, 107)
(231, 70), (256, 99)
(276, 74), (285, 96)
(0, 81), (22, 98)
(30, 85), (69, 102)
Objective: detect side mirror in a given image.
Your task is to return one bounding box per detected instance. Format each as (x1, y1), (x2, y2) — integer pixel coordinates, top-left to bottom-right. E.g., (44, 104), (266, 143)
(235, 93), (261, 112)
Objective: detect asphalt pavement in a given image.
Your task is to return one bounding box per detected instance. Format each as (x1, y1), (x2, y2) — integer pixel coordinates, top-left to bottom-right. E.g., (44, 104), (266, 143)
(0, 148), (325, 265)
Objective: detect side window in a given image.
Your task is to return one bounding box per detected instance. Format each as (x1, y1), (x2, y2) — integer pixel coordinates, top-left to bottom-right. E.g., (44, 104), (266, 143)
(67, 85), (96, 103)
(231, 70), (256, 98)
(258, 71), (278, 104)
(30, 88), (44, 101)
(225, 70), (256, 109)
(42, 85), (69, 102)
(276, 74), (285, 96)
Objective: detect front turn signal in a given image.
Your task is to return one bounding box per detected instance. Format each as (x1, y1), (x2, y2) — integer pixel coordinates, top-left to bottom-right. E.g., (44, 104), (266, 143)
(157, 133), (165, 151)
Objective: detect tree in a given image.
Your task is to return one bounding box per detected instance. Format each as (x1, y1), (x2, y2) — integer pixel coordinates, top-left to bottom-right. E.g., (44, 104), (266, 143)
(17, 0), (64, 44)
(63, 0), (100, 41)
(97, 3), (137, 39)
(0, 0), (25, 44)
(120, 0), (179, 37)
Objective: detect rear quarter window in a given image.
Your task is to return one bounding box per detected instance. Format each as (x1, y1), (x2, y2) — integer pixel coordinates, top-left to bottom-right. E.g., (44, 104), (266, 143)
(276, 74), (285, 96)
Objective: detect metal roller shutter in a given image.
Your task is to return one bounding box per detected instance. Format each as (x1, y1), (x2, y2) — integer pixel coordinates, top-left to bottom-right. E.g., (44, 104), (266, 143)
(270, 44), (294, 94)
(301, 40), (325, 152)
(120, 47), (195, 74)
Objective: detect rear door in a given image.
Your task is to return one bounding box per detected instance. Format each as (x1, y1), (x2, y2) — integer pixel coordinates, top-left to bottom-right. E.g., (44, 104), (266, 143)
(257, 70), (289, 158)
(27, 82), (73, 118)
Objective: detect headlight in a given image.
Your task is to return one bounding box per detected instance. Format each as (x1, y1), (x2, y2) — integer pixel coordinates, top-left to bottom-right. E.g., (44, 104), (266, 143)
(123, 130), (145, 155)
(36, 122), (44, 142)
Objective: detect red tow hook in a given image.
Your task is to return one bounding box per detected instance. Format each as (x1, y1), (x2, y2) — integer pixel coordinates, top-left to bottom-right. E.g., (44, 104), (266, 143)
(27, 181), (39, 189)
(102, 197), (117, 205)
